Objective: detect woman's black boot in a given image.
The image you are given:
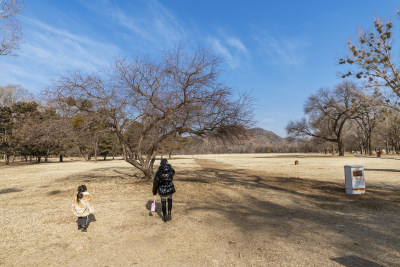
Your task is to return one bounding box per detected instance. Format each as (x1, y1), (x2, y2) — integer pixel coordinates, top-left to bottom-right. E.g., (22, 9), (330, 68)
(161, 199), (167, 222)
(167, 198), (172, 221)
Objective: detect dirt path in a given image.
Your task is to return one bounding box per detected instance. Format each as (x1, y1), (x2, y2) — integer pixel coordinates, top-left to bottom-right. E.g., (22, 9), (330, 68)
(0, 155), (399, 266)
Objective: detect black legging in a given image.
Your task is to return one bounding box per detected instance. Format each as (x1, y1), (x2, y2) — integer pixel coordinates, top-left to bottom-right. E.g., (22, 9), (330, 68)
(161, 196), (172, 216)
(77, 216), (89, 227)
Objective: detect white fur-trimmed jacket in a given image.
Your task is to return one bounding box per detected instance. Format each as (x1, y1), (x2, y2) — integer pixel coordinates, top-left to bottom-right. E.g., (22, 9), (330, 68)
(72, 192), (94, 217)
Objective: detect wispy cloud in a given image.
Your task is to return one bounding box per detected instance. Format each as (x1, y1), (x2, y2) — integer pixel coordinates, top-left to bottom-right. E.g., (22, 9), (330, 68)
(227, 37), (247, 53)
(0, 16), (121, 92)
(82, 0), (186, 49)
(0, 0), (188, 92)
(22, 17), (121, 71)
(259, 117), (276, 123)
(208, 31), (249, 69)
(254, 30), (309, 67)
(209, 38), (234, 63)
(0, 61), (49, 90)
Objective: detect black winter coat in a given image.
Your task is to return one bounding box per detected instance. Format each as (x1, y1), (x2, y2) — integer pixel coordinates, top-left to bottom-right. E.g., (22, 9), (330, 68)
(152, 164), (176, 196)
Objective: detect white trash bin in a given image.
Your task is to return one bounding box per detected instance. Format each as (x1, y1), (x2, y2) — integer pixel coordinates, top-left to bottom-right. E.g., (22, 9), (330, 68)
(344, 165), (365, 194)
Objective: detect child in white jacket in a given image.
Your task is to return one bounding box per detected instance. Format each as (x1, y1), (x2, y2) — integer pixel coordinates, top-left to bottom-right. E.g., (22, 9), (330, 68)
(72, 185), (94, 232)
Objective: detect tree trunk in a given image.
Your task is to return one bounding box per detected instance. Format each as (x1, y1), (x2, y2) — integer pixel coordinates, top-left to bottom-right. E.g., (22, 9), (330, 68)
(125, 155), (156, 180)
(112, 144), (116, 160)
(143, 169), (153, 180)
(338, 140), (345, 156)
(94, 138), (98, 162)
(37, 155), (41, 163)
(79, 147), (88, 160)
(122, 145), (127, 161)
(5, 154), (10, 165)
(60, 154), (63, 162)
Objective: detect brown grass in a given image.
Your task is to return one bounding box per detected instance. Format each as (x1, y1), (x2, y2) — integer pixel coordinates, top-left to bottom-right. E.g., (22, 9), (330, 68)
(0, 154), (399, 266)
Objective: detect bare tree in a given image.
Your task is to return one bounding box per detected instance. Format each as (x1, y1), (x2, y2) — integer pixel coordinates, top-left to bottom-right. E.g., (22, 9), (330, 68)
(352, 93), (381, 155)
(35, 107), (74, 162)
(286, 81), (361, 156)
(0, 84), (33, 164)
(0, 84), (32, 106)
(1, 101), (37, 164)
(70, 110), (109, 161)
(0, 0), (24, 56)
(49, 47), (253, 179)
(338, 11), (400, 109)
(378, 110), (400, 154)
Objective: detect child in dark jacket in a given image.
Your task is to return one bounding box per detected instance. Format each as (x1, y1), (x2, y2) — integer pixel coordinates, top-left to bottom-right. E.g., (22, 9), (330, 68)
(153, 159), (176, 222)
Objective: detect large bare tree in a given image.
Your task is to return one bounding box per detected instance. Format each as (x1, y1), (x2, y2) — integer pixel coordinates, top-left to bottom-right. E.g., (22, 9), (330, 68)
(0, 0), (24, 56)
(286, 81), (361, 156)
(50, 47), (253, 179)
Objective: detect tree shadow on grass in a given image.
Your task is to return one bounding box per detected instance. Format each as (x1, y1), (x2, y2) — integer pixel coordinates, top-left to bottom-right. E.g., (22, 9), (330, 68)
(58, 166), (143, 184)
(253, 154), (333, 159)
(331, 255), (384, 267)
(365, 168), (400, 173)
(177, 158), (400, 266)
(48, 190), (62, 195)
(0, 188), (23, 194)
(180, 165), (400, 211)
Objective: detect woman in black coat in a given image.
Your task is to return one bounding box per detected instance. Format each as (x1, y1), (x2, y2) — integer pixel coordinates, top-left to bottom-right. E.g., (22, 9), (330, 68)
(152, 159), (176, 222)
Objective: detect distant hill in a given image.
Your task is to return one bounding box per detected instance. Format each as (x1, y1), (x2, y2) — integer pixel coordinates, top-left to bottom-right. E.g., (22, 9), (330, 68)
(248, 127), (283, 143)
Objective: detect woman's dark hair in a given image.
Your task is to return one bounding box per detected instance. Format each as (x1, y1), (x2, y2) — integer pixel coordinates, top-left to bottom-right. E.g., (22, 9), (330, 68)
(160, 159), (167, 165)
(76, 185), (87, 202)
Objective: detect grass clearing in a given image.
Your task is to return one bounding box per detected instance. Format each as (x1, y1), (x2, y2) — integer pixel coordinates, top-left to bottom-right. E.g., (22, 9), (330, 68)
(1, 153), (399, 266)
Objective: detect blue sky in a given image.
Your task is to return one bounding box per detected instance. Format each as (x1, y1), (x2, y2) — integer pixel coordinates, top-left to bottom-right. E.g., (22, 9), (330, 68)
(1, 0), (399, 136)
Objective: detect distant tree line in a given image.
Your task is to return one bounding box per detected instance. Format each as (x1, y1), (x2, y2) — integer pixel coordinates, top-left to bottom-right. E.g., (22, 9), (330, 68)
(0, 85), (122, 164)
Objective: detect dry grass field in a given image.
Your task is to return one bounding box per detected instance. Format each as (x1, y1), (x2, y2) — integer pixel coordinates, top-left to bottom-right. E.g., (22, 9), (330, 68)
(1, 153), (400, 266)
